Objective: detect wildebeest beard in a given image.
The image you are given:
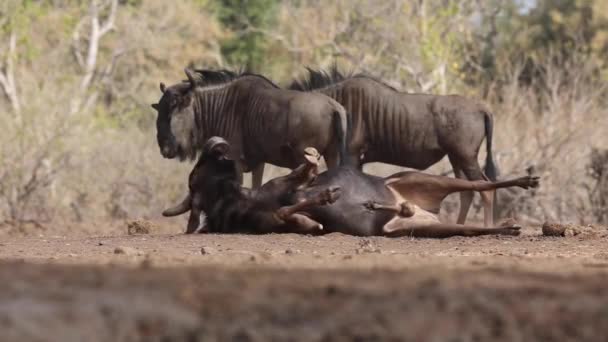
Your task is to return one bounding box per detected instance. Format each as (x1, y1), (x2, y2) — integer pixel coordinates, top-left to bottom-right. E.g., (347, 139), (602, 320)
(171, 100), (204, 162)
(174, 131), (202, 162)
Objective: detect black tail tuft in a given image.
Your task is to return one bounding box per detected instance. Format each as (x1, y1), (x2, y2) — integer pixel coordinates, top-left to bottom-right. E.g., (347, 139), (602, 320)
(483, 111), (498, 181)
(332, 107), (357, 168)
(332, 109), (346, 165)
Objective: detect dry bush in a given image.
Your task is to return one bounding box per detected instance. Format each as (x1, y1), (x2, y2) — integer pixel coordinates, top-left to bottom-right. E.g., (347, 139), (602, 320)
(259, 0), (478, 93)
(0, 0), (222, 234)
(488, 52), (607, 224)
(585, 149), (608, 224)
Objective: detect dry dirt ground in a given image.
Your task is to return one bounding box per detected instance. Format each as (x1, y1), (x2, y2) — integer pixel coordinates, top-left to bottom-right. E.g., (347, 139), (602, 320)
(1, 220), (608, 341)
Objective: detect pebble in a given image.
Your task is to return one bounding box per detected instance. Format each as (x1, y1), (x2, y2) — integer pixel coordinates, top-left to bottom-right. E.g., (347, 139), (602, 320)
(200, 246), (216, 255)
(114, 246), (138, 256)
(126, 219), (152, 235)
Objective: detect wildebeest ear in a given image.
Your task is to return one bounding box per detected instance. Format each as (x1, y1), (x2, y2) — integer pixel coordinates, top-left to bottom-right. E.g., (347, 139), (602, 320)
(160, 82), (166, 93)
(151, 103), (159, 111)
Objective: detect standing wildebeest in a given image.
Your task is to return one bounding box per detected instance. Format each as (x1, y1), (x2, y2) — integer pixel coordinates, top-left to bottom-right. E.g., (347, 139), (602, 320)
(290, 67), (499, 226)
(164, 136), (539, 238)
(151, 68), (347, 188)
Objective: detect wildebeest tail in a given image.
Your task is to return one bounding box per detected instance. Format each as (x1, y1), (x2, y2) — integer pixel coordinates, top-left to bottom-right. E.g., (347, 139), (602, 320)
(483, 110), (498, 181)
(332, 105), (356, 167)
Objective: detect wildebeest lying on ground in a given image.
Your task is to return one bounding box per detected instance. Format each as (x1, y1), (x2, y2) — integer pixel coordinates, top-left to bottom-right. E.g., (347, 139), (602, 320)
(162, 137), (340, 234)
(163, 137), (540, 238)
(151, 68), (347, 189)
(290, 66), (499, 227)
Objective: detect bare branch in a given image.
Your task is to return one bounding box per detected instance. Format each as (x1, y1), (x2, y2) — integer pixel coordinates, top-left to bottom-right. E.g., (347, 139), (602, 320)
(71, 18), (87, 70)
(71, 0), (119, 115)
(0, 31), (21, 114)
(99, 0), (117, 37)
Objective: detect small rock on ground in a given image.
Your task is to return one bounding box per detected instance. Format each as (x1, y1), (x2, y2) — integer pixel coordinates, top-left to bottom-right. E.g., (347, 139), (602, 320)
(126, 220), (154, 235)
(114, 246), (140, 256)
(200, 247), (216, 255)
(542, 222), (607, 238)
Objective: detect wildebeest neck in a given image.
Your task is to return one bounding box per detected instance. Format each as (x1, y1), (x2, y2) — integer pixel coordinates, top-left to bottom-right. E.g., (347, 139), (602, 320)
(187, 85), (241, 155)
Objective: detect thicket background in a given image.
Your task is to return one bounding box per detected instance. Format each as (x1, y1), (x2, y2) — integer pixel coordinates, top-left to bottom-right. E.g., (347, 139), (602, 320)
(1, 0), (607, 234)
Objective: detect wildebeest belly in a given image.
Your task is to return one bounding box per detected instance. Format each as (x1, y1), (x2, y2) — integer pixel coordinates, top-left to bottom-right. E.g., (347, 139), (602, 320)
(363, 146), (446, 170)
(363, 111), (446, 169)
(242, 113), (332, 169)
(297, 168), (394, 236)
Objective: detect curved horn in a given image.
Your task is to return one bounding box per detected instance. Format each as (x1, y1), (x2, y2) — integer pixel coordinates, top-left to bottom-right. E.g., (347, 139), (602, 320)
(184, 68), (197, 87)
(160, 82), (166, 93)
(162, 193), (191, 217)
(203, 136), (230, 157)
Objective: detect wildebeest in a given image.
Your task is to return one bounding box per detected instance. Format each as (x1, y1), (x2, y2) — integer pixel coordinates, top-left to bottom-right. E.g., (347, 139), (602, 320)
(151, 68), (347, 188)
(289, 66), (499, 226)
(162, 137), (339, 234)
(163, 136), (539, 238)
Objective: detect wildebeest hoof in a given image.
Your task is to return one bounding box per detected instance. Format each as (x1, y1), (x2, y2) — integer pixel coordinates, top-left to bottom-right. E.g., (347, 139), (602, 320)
(498, 217), (521, 229)
(363, 200), (379, 211)
(319, 186), (341, 204)
(499, 226), (521, 236)
(399, 201), (416, 217)
(304, 147), (321, 165)
(517, 175), (540, 189)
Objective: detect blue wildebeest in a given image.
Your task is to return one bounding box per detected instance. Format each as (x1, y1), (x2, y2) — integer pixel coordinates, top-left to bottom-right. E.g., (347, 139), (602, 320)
(151, 68), (347, 188)
(163, 136), (539, 237)
(290, 67), (499, 226)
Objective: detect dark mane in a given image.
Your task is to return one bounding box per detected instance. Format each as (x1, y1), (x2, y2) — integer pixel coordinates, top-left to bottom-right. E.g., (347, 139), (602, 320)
(190, 68), (280, 89)
(288, 64), (349, 91)
(289, 64), (399, 92)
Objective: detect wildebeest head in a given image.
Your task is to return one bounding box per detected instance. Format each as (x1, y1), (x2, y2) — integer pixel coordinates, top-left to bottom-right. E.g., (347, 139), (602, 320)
(152, 69), (201, 161)
(162, 136), (241, 233)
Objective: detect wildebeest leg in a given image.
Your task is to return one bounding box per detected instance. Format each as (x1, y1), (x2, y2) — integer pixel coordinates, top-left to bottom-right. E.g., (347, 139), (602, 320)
(383, 220), (521, 238)
(449, 161), (474, 225)
(234, 160), (245, 185)
(322, 135), (340, 169)
(324, 153), (338, 169)
(251, 163), (264, 189)
(283, 213), (325, 233)
(278, 147), (321, 190)
(275, 187), (341, 233)
(364, 200), (416, 217)
(384, 172), (539, 225)
(451, 157), (495, 227)
(185, 193), (203, 234)
(276, 187), (341, 219)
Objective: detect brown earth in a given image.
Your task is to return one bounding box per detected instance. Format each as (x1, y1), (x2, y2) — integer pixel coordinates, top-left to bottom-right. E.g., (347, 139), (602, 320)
(1, 221), (608, 341)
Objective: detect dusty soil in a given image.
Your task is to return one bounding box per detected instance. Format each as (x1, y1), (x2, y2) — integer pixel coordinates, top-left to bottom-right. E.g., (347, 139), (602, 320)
(1, 221), (608, 341)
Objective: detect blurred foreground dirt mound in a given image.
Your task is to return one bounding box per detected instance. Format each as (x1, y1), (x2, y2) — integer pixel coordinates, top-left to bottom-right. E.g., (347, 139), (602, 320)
(1, 261), (608, 341)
